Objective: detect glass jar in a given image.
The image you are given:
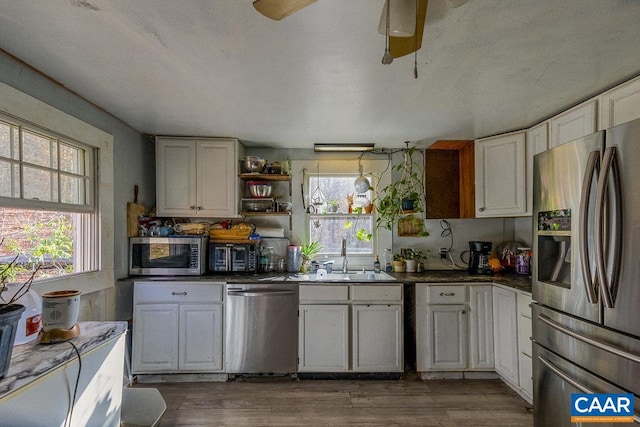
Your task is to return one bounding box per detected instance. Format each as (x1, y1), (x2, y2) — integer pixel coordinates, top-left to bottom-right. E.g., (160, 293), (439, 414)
(515, 247), (531, 275)
(383, 248), (393, 272)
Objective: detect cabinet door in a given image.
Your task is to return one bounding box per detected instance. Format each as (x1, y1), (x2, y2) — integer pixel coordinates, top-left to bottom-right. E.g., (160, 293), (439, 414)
(179, 304), (223, 372)
(525, 122), (549, 215)
(156, 139), (197, 217)
(352, 304), (403, 372)
(132, 304), (179, 373)
(298, 305), (349, 372)
(600, 76), (640, 129)
(197, 139), (238, 217)
(475, 132), (527, 217)
(549, 100), (597, 148)
(492, 286), (519, 385)
(469, 286), (494, 370)
(425, 304), (468, 370)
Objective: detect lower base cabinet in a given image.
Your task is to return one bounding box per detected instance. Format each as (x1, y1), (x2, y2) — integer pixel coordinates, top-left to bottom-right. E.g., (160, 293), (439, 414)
(298, 284), (403, 373)
(416, 284), (494, 373)
(132, 281), (224, 374)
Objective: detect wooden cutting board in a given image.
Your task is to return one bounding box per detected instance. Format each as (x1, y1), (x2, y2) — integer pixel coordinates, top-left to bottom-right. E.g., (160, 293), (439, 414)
(127, 185), (145, 237)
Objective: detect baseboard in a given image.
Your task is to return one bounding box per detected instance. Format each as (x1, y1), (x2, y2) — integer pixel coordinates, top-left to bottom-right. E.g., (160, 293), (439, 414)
(135, 373), (228, 383)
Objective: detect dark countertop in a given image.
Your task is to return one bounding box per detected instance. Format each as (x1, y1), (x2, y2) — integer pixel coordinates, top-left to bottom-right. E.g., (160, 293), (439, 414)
(126, 270), (532, 293)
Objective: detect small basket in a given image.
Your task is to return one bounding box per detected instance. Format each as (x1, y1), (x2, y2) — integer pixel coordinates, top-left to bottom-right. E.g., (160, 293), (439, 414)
(209, 229), (252, 240)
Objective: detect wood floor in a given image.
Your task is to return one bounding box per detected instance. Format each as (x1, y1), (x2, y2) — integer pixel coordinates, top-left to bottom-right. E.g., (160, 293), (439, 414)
(136, 375), (533, 426)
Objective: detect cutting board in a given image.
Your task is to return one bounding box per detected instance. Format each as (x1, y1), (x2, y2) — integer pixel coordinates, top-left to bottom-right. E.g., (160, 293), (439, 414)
(127, 185), (145, 237)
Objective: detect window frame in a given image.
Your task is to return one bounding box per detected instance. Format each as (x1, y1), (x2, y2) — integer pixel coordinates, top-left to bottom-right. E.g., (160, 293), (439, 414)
(0, 82), (114, 295)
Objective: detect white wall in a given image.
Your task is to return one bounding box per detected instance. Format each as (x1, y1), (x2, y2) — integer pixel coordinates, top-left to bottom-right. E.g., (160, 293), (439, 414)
(0, 51), (155, 320)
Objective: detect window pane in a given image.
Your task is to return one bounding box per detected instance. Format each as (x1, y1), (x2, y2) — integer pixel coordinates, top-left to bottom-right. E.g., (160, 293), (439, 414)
(23, 166), (58, 202)
(309, 215), (374, 255)
(309, 175), (372, 213)
(0, 207), (88, 283)
(0, 121), (11, 158)
(60, 175), (86, 204)
(22, 130), (55, 168)
(59, 143), (84, 174)
(0, 161), (20, 198)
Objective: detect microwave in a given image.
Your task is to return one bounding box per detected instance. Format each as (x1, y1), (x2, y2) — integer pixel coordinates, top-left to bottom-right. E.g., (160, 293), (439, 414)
(129, 236), (208, 276)
(209, 241), (259, 273)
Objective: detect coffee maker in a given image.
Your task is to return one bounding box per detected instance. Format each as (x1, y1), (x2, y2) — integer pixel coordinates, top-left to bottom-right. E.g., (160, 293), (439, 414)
(468, 241), (492, 274)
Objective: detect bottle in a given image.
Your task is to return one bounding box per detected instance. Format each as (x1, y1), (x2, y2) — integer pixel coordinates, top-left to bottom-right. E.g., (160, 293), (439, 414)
(259, 246), (269, 272)
(373, 255), (381, 273)
(384, 248), (393, 272)
(515, 247), (531, 275)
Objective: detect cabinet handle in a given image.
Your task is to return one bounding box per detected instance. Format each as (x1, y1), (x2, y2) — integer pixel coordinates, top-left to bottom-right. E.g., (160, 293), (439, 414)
(462, 310), (466, 314)
(479, 207), (485, 212)
(171, 291), (188, 296)
(197, 206), (203, 210)
(189, 205), (196, 210)
(440, 292), (455, 297)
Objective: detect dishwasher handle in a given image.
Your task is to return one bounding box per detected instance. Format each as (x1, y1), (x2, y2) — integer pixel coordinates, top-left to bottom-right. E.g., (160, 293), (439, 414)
(227, 289), (296, 297)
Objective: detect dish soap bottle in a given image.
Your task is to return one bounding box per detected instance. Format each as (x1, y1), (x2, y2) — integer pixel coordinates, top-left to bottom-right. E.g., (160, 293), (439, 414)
(373, 255), (381, 273)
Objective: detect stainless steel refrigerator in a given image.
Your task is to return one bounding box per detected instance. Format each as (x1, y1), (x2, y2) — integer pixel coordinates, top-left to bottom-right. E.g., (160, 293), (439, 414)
(532, 118), (640, 426)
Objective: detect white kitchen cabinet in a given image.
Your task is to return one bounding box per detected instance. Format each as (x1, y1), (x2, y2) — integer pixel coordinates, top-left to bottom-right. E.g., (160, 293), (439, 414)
(469, 286), (494, 370)
(525, 121), (549, 215)
(132, 281), (224, 374)
(156, 137), (240, 217)
(416, 284), (494, 374)
(475, 132), (527, 217)
(549, 99), (597, 148)
(599, 75), (640, 129)
(353, 304), (403, 372)
(298, 304), (350, 372)
(492, 285), (520, 386)
(298, 283), (403, 373)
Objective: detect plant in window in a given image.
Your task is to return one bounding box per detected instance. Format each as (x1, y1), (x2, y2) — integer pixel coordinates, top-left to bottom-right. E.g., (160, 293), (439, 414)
(376, 145), (429, 237)
(327, 200), (339, 213)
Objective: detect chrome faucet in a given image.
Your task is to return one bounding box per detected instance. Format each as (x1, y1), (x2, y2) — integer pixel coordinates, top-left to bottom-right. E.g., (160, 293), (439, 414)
(341, 238), (349, 273)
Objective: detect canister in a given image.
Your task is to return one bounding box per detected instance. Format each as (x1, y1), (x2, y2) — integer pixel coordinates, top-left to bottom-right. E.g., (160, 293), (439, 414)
(515, 247), (531, 275)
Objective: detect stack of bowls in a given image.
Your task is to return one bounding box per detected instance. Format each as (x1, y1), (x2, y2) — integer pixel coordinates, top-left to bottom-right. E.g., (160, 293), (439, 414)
(247, 181), (272, 198)
(242, 156), (267, 173)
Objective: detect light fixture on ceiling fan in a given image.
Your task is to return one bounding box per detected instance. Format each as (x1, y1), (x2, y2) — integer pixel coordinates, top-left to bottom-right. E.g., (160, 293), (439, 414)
(252, 0), (429, 60)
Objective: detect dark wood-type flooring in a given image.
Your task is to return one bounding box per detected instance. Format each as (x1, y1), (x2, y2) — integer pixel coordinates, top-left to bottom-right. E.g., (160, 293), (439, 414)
(135, 375), (533, 426)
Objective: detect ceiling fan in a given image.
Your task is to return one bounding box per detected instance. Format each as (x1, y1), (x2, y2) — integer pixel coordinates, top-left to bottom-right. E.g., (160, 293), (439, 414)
(252, 0), (468, 59)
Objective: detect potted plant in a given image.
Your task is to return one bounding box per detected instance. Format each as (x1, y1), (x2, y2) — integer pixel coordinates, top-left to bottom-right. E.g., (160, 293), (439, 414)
(375, 145), (429, 237)
(300, 240), (322, 273)
(0, 255), (39, 379)
(327, 200), (339, 213)
(392, 253), (405, 273)
(402, 248), (425, 272)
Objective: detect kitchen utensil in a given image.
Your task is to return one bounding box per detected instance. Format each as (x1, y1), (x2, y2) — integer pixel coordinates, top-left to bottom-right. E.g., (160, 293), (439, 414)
(247, 182), (273, 198)
(242, 156), (267, 173)
(127, 185), (145, 237)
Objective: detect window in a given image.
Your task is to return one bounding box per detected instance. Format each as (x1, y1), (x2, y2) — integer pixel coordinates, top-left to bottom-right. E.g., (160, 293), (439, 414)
(307, 174), (374, 255)
(0, 111), (97, 283)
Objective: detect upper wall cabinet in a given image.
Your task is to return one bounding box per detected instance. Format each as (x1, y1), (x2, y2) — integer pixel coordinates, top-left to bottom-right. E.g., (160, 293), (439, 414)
(156, 137), (240, 217)
(599, 75), (640, 130)
(549, 100), (597, 148)
(425, 140), (475, 219)
(475, 132), (527, 217)
(525, 122), (549, 215)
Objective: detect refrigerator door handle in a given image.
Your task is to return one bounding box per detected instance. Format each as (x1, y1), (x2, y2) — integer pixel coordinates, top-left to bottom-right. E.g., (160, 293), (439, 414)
(579, 150), (600, 304)
(538, 312), (640, 363)
(595, 147), (623, 309)
(538, 354), (640, 423)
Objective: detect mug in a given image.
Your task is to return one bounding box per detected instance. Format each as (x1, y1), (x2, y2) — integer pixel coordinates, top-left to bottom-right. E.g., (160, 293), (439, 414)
(41, 290), (81, 331)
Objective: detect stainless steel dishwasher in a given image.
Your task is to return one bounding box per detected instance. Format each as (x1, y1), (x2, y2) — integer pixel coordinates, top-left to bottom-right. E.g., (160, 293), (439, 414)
(225, 283), (298, 374)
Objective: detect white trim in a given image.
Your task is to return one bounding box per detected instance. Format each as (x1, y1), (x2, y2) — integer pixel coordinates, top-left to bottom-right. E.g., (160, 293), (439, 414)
(0, 82), (114, 295)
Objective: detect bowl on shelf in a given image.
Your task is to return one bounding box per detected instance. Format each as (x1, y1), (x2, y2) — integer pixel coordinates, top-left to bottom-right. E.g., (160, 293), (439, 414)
(241, 156), (267, 173)
(247, 181), (273, 198)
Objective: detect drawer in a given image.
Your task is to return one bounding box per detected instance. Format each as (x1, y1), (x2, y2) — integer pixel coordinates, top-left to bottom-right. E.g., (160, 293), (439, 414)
(134, 282), (224, 304)
(517, 292), (532, 318)
(351, 285), (402, 302)
(426, 285), (466, 304)
(518, 315), (532, 357)
(299, 285), (349, 302)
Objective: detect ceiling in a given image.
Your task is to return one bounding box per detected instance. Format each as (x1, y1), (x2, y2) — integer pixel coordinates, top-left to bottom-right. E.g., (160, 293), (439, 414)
(1, 0), (640, 149)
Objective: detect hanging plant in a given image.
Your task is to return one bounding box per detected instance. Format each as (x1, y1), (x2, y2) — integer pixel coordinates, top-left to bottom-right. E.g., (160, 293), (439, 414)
(375, 144), (429, 237)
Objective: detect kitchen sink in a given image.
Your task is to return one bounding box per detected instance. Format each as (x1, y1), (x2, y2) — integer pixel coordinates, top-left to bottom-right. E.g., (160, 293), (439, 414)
(288, 271), (396, 282)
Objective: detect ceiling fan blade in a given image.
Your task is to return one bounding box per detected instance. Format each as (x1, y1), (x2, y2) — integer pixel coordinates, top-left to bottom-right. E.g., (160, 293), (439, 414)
(447, 0), (469, 8)
(389, 0), (428, 59)
(252, 0), (317, 21)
